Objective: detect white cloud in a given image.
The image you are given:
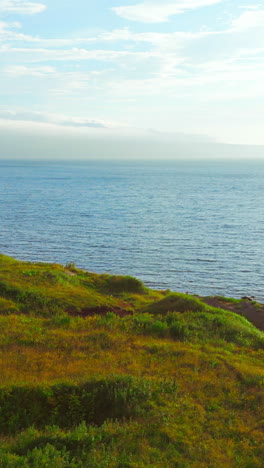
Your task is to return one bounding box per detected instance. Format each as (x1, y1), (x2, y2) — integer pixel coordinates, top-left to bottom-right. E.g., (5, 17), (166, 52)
(0, 2), (263, 147)
(0, 22), (201, 49)
(1, 8), (263, 52)
(231, 9), (264, 31)
(99, 44), (264, 102)
(0, 110), (110, 128)
(4, 65), (56, 76)
(0, 45), (159, 63)
(0, 20), (20, 30)
(112, 0), (221, 23)
(98, 27), (204, 47)
(0, 1), (46, 15)
(241, 4), (263, 11)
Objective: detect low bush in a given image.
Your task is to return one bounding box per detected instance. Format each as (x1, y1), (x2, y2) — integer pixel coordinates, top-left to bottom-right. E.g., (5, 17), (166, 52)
(169, 321), (191, 341)
(145, 293), (206, 315)
(104, 275), (146, 294)
(0, 280), (56, 314)
(0, 376), (176, 434)
(128, 308), (264, 347)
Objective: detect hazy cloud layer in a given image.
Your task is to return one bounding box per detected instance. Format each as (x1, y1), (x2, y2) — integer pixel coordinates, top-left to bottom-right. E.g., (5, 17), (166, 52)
(112, 0), (222, 23)
(1, 123), (264, 161)
(0, 1), (46, 15)
(0, 111), (110, 129)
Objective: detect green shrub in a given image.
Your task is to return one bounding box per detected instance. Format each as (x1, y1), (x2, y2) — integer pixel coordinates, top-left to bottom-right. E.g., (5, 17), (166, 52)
(27, 443), (73, 468)
(49, 314), (71, 327)
(145, 293), (206, 315)
(149, 320), (168, 336)
(169, 321), (190, 341)
(104, 275), (146, 294)
(0, 376), (175, 434)
(0, 281), (52, 313)
(0, 452), (27, 468)
(131, 313), (154, 330)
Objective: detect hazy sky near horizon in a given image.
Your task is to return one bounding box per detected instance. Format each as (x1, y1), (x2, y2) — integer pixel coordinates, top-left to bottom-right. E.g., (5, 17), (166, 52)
(0, 0), (264, 157)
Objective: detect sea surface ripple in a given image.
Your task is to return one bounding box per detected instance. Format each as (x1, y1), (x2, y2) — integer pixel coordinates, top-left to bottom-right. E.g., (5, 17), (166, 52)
(0, 159), (264, 301)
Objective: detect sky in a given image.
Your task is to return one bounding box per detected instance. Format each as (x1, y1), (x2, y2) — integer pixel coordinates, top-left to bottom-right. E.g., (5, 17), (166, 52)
(0, 0), (264, 158)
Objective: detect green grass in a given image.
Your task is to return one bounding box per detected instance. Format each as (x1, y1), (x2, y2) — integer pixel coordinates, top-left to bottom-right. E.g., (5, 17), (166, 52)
(0, 297), (19, 315)
(211, 296), (243, 304)
(0, 254), (264, 467)
(144, 292), (207, 314)
(0, 254), (159, 317)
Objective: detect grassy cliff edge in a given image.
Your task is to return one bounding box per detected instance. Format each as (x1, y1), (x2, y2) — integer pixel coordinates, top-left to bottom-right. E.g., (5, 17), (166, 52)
(0, 254), (263, 467)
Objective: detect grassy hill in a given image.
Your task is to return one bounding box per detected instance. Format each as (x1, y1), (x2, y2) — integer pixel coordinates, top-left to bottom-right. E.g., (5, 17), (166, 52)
(0, 253), (263, 467)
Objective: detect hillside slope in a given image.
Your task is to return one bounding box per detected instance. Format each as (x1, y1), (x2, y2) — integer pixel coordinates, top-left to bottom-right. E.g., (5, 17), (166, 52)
(0, 254), (263, 467)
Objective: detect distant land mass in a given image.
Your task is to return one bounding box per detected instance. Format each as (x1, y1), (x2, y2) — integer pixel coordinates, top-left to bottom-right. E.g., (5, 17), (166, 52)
(0, 123), (264, 159)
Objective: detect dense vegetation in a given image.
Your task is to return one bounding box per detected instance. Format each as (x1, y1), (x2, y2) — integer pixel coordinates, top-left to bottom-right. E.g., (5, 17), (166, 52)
(0, 253), (263, 467)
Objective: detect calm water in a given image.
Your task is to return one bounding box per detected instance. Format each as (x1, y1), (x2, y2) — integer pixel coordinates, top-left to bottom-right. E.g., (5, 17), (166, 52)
(0, 159), (264, 300)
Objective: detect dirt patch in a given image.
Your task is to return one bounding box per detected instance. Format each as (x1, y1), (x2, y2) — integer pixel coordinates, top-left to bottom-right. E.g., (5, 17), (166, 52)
(65, 270), (77, 277)
(201, 297), (264, 331)
(68, 305), (133, 318)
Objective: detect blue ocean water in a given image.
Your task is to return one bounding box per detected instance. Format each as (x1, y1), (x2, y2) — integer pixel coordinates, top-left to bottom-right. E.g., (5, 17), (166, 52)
(0, 159), (264, 300)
